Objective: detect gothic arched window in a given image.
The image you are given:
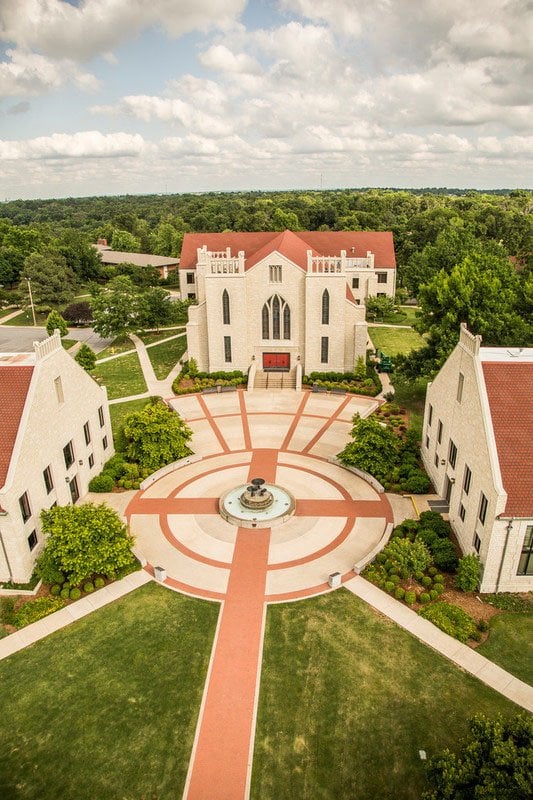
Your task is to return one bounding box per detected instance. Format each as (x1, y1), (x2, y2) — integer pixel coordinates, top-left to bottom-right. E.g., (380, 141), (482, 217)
(262, 295), (291, 340)
(321, 289), (330, 325)
(222, 289), (230, 324)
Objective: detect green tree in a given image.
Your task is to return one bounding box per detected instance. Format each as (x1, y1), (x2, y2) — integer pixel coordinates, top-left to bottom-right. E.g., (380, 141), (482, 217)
(139, 287), (176, 330)
(63, 300), (93, 325)
(110, 229), (141, 252)
(45, 309), (68, 337)
(57, 229), (102, 282)
(382, 537), (433, 578)
(338, 415), (399, 481)
(37, 503), (136, 586)
(91, 275), (141, 339)
(20, 251), (77, 312)
(366, 295), (396, 321)
(75, 343), (96, 372)
(424, 713), (532, 800)
(123, 401), (192, 472)
(455, 554), (481, 592)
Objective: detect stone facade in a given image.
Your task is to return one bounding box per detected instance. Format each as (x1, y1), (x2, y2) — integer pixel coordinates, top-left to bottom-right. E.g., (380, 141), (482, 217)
(179, 230), (396, 375)
(0, 334), (113, 582)
(421, 324), (533, 593)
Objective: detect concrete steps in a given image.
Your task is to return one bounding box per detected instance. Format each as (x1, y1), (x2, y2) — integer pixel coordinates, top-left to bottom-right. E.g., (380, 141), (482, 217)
(253, 368), (296, 390)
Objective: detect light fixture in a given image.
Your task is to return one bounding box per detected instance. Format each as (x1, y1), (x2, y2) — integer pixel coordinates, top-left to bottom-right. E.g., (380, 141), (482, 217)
(78, 459), (83, 465)
(65, 477), (70, 483)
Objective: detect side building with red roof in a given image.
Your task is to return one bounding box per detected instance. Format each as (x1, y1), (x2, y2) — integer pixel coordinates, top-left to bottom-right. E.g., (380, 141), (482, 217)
(421, 324), (533, 593)
(0, 333), (113, 583)
(179, 230), (396, 376)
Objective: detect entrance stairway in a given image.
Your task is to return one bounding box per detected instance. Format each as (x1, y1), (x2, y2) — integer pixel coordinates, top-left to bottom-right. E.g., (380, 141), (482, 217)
(253, 368), (297, 390)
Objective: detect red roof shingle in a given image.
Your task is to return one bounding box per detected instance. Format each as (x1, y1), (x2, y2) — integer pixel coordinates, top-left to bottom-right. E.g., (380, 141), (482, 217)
(482, 361), (533, 517)
(0, 366), (34, 489)
(179, 230), (395, 271)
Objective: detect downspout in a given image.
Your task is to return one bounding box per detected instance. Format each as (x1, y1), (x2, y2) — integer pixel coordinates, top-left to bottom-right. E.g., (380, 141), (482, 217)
(495, 519), (513, 594)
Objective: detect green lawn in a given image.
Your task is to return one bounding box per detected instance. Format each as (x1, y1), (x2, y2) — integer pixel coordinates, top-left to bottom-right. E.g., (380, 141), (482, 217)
(2, 308), (49, 326)
(0, 583), (219, 800)
(375, 306), (420, 326)
(391, 376), (429, 435)
(96, 336), (136, 360)
(92, 352), (147, 400)
(251, 590), (518, 800)
(147, 335), (187, 379)
(369, 325), (426, 356)
(61, 338), (77, 350)
(109, 397), (160, 439)
(139, 327), (185, 345)
(478, 612), (533, 685)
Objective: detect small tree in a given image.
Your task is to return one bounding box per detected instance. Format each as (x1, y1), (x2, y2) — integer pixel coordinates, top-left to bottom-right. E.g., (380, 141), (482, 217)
(37, 503), (136, 586)
(91, 275), (141, 339)
(63, 300), (93, 325)
(75, 343), (96, 372)
(382, 537), (433, 578)
(338, 414), (399, 481)
(123, 401), (192, 472)
(366, 295), (396, 321)
(424, 713), (532, 800)
(455, 554), (481, 592)
(45, 310), (68, 337)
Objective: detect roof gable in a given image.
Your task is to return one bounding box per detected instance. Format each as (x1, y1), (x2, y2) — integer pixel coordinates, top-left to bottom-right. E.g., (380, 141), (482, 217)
(0, 366), (34, 489)
(482, 361), (533, 516)
(179, 230), (395, 271)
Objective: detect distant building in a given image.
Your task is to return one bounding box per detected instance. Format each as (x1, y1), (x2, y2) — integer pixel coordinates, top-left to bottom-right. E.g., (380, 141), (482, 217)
(94, 240), (179, 279)
(422, 324), (533, 593)
(0, 333), (113, 583)
(179, 230), (396, 376)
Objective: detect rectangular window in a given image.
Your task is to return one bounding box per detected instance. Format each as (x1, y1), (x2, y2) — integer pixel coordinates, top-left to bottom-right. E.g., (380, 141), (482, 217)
(437, 420), (443, 444)
(459, 503), (466, 521)
(83, 421), (91, 445)
(352, 277), (359, 289)
(69, 476), (80, 504)
(377, 292), (386, 297)
(377, 272), (387, 284)
(425, 435), (430, 449)
(463, 465), (472, 495)
(478, 492), (488, 525)
(188, 293), (196, 299)
(224, 336), (232, 363)
(321, 336), (329, 363)
(88, 453), (94, 468)
(63, 440), (74, 470)
(186, 272), (195, 284)
(98, 406), (105, 428)
(473, 533), (481, 553)
(428, 404), (433, 426)
(102, 436), (108, 450)
(269, 264), (282, 282)
(434, 453), (439, 468)
(518, 525), (533, 575)
(43, 466), (54, 494)
(457, 372), (464, 403)
(54, 375), (64, 404)
(19, 492), (32, 523)
(27, 530), (38, 551)
(448, 440), (457, 469)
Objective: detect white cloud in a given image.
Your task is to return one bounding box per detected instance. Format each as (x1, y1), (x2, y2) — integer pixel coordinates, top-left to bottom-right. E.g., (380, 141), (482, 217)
(0, 0), (246, 61)
(0, 131), (146, 160)
(199, 44), (261, 75)
(0, 47), (100, 98)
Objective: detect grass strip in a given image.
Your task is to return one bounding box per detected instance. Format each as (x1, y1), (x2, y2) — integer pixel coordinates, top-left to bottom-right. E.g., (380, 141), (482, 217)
(146, 336), (187, 379)
(92, 351), (147, 400)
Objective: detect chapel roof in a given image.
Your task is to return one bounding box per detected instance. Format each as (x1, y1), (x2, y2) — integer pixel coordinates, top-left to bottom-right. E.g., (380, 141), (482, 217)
(0, 365), (34, 489)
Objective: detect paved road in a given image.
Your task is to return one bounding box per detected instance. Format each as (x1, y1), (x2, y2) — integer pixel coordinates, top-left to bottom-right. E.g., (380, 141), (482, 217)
(0, 326), (112, 353)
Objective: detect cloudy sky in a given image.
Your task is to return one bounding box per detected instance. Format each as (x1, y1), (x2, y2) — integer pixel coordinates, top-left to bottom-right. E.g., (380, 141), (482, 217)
(0, 0), (531, 199)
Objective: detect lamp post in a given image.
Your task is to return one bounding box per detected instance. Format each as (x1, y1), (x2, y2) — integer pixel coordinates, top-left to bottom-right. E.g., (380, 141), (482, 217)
(25, 277), (37, 326)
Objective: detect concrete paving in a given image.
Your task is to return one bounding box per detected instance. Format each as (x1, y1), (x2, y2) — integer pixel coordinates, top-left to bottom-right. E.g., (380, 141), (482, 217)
(0, 324), (113, 353)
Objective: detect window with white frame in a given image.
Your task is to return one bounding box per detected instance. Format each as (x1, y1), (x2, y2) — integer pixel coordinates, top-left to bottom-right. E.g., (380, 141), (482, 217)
(269, 264), (282, 282)
(478, 492), (488, 525)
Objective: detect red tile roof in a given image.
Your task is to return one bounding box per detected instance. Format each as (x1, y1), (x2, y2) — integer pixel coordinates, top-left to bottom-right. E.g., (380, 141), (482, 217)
(179, 230), (395, 271)
(482, 362), (533, 516)
(0, 366), (34, 489)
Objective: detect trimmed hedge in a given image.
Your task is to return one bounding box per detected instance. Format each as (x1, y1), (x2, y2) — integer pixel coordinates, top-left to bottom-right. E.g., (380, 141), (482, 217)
(14, 597), (66, 628)
(88, 473), (115, 492)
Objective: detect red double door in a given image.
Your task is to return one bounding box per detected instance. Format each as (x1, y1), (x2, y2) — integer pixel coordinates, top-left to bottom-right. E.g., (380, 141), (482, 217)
(263, 352), (290, 371)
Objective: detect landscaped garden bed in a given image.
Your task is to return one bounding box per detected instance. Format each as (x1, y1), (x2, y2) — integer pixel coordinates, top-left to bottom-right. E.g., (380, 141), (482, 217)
(303, 358), (382, 396)
(172, 359), (247, 394)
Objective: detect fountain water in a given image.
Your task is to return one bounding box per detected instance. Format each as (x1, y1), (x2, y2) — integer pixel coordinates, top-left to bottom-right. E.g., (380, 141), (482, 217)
(219, 477), (295, 529)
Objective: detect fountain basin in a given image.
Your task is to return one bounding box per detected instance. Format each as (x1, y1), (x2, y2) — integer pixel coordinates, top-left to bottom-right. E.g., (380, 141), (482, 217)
(219, 483), (296, 529)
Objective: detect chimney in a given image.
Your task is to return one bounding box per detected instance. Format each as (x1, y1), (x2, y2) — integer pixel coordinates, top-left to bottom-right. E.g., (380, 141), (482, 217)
(97, 238), (107, 246)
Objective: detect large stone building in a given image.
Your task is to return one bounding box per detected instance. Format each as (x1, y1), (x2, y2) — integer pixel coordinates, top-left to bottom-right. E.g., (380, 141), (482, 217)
(421, 324), (533, 593)
(0, 333), (113, 583)
(179, 230), (396, 376)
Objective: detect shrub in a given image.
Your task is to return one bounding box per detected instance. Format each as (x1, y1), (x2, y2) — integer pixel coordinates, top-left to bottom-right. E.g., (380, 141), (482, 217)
(394, 587), (405, 600)
(433, 573), (444, 583)
(419, 601), (477, 642)
(83, 581), (95, 593)
(418, 511), (451, 538)
(433, 583), (445, 596)
(403, 470), (432, 493)
(381, 537), (433, 579)
(60, 588), (70, 599)
(471, 630), (482, 642)
(69, 588), (81, 600)
(62, 582), (71, 590)
(429, 589), (438, 601)
(421, 575), (433, 588)
(389, 574), (400, 585)
(428, 566), (438, 576)
(102, 454), (126, 481)
(478, 619), (489, 632)
(94, 577), (105, 589)
(88, 473), (115, 492)
(419, 592), (431, 604)
(34, 558), (65, 586)
(14, 597), (66, 628)
(50, 584), (61, 596)
(404, 591), (416, 605)
(455, 554), (481, 592)
(384, 581), (395, 594)
(0, 597), (16, 625)
(485, 593), (533, 613)
(432, 538), (459, 572)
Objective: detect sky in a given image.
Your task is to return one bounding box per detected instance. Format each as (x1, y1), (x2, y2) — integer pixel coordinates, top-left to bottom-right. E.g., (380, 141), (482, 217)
(0, 0), (531, 200)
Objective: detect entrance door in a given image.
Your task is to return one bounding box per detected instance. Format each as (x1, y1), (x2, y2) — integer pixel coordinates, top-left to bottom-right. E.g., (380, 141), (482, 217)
(444, 476), (453, 503)
(263, 352), (290, 371)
